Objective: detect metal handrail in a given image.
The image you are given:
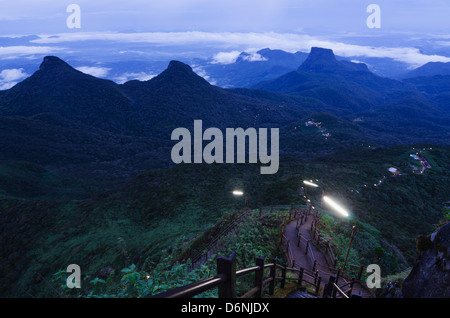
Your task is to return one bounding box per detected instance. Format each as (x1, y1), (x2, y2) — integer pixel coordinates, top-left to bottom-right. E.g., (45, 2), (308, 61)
(306, 240), (316, 265)
(287, 241), (295, 267)
(151, 233), (331, 300)
(236, 266), (260, 278)
(281, 231), (296, 267)
(288, 266), (317, 279)
(332, 283), (349, 298)
(152, 274), (227, 298)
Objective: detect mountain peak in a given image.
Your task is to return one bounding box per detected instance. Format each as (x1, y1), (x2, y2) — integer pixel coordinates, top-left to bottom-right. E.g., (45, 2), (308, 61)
(39, 56), (74, 72)
(298, 47), (340, 72)
(309, 47), (336, 61)
(149, 60), (212, 88)
(167, 60), (194, 73)
(299, 47), (369, 73)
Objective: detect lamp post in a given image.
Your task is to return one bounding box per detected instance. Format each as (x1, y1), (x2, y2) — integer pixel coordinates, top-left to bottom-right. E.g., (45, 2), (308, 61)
(233, 190), (248, 209)
(322, 195), (355, 279)
(322, 196), (349, 218)
(303, 180), (322, 222)
(303, 180), (319, 188)
(342, 225), (356, 274)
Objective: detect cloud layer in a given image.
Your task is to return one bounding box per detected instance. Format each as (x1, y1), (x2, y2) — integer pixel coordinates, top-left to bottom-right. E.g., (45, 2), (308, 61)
(31, 31), (450, 68)
(114, 72), (157, 84)
(0, 68), (28, 90)
(76, 66), (111, 78)
(0, 45), (64, 58)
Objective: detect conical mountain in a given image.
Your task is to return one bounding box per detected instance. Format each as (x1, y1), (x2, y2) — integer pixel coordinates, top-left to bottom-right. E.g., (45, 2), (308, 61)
(38, 56), (79, 74)
(122, 61), (215, 96)
(152, 60), (211, 87)
(121, 60), (258, 130)
(0, 56), (142, 134)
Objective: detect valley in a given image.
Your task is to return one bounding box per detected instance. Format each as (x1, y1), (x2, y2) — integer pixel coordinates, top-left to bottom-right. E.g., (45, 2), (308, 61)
(0, 47), (449, 298)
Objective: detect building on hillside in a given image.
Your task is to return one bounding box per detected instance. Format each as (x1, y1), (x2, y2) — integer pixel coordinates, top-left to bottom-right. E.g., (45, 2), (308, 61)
(388, 167), (400, 175)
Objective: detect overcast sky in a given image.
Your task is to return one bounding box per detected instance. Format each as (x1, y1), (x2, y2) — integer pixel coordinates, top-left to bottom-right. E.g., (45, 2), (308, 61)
(0, 0), (449, 86)
(0, 0), (449, 35)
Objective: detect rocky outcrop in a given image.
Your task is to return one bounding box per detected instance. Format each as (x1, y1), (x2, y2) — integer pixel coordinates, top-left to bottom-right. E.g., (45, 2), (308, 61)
(402, 222), (450, 298)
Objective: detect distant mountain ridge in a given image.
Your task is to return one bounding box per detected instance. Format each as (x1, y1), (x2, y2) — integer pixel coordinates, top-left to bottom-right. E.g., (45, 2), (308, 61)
(404, 61), (450, 78)
(252, 47), (407, 113)
(198, 48), (310, 88)
(0, 49), (449, 186)
(0, 55), (330, 184)
(253, 47), (449, 144)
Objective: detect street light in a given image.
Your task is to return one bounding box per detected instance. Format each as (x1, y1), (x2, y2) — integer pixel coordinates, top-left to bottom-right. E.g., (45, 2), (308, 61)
(233, 190), (248, 208)
(303, 180), (319, 187)
(303, 180), (322, 220)
(322, 196), (349, 218)
(322, 195), (355, 277)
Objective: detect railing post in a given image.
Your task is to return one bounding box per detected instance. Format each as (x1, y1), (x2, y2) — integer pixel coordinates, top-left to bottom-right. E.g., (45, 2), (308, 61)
(316, 276), (321, 295)
(322, 275), (336, 298)
(254, 257), (265, 298)
(298, 268), (304, 286)
(347, 278), (355, 298)
(269, 257), (277, 295)
(357, 265), (364, 281)
(331, 281), (338, 298)
(280, 226), (284, 244)
(217, 252), (236, 298)
(305, 240), (309, 255)
(313, 259), (317, 272)
(314, 270), (319, 285)
(335, 268), (341, 286)
(281, 263), (287, 289)
(297, 233), (301, 247)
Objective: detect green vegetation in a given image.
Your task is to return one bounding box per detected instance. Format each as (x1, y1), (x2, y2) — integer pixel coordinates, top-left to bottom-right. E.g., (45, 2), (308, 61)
(45, 209), (285, 298)
(0, 145), (448, 297)
(1, 53), (449, 299)
(316, 214), (409, 277)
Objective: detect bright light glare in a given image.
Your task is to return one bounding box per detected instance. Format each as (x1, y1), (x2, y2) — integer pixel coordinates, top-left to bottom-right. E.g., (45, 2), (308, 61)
(303, 180), (319, 187)
(323, 196), (349, 217)
(233, 190), (244, 196)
